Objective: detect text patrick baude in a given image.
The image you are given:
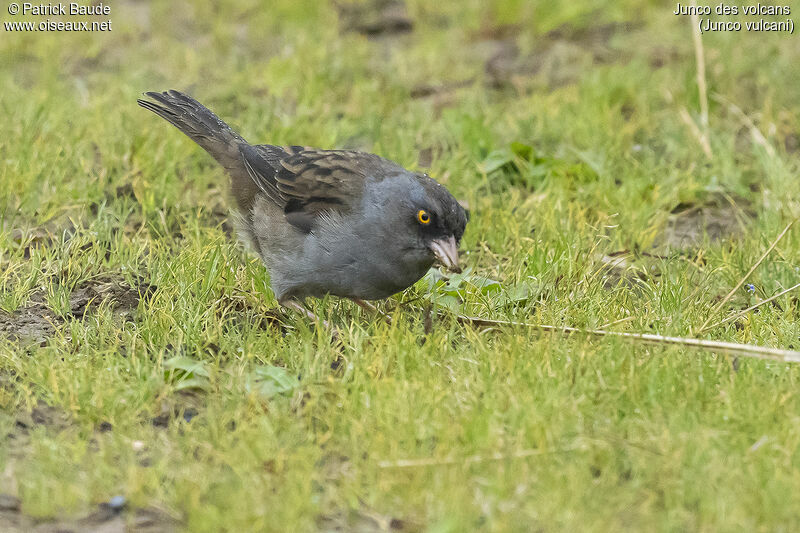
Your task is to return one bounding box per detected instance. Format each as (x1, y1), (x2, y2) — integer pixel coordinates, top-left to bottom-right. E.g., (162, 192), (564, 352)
(19, 3), (110, 16)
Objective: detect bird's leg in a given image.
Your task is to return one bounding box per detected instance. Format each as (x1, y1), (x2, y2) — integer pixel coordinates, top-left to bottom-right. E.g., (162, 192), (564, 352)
(350, 298), (392, 324)
(279, 298), (333, 331)
(280, 300), (344, 363)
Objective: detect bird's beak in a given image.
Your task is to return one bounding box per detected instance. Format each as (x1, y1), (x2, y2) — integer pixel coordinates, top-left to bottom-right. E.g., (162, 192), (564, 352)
(429, 236), (461, 273)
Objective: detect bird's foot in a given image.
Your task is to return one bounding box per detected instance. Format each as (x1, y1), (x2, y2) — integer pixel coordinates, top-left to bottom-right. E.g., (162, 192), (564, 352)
(350, 298), (392, 325)
(279, 298), (340, 341)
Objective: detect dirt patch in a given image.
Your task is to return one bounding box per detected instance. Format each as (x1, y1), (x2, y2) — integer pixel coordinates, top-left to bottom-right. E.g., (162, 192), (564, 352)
(318, 508), (415, 533)
(216, 292), (285, 333)
(0, 297), (57, 346)
(408, 18), (640, 104)
(597, 251), (652, 290)
(408, 78), (473, 116)
(481, 20), (639, 90)
(0, 495), (180, 533)
(0, 276), (155, 346)
(3, 215), (78, 260)
(648, 45), (683, 69)
(68, 277), (153, 319)
(4, 404), (74, 462)
(2, 401), (179, 532)
(657, 197), (753, 250)
(151, 390), (203, 428)
(88, 182), (140, 217)
(14, 405), (73, 434)
(544, 20), (640, 62)
(335, 0), (413, 37)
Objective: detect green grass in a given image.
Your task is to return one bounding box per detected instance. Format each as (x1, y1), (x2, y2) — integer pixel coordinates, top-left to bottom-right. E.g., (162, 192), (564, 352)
(3, 0), (800, 531)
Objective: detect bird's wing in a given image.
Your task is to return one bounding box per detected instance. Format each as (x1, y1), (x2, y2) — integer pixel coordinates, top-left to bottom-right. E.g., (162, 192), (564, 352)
(239, 145), (395, 233)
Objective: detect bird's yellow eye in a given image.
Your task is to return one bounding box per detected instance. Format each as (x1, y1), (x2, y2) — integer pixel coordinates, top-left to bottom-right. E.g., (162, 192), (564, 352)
(417, 210), (431, 225)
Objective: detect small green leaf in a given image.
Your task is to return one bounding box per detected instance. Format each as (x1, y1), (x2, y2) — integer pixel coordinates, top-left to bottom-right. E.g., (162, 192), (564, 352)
(428, 293), (463, 312)
(497, 283), (531, 305)
(569, 147), (604, 177)
(164, 356), (210, 377)
(246, 365), (299, 399)
(510, 141), (533, 160)
(164, 356), (210, 391)
(420, 268), (447, 290)
(479, 149), (513, 174)
(464, 274), (503, 294)
(173, 377), (211, 392)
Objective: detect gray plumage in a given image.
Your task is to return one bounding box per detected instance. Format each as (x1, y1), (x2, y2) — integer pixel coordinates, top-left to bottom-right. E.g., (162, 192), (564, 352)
(137, 90), (467, 309)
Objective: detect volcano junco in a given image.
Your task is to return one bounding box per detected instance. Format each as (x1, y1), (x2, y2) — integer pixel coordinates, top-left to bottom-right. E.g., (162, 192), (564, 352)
(138, 90), (467, 323)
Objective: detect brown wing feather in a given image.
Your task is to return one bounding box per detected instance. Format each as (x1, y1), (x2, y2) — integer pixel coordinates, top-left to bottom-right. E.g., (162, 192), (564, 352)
(240, 146), (390, 233)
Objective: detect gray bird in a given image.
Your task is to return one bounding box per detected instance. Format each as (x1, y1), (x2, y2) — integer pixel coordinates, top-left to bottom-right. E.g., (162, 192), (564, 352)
(137, 90), (467, 323)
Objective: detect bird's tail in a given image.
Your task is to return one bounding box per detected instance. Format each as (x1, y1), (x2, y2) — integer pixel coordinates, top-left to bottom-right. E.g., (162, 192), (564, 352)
(138, 90), (265, 213)
(137, 90), (247, 175)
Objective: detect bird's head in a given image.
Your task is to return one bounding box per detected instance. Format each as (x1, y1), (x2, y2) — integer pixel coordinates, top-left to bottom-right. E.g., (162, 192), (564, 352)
(361, 172), (468, 278)
(404, 175), (468, 273)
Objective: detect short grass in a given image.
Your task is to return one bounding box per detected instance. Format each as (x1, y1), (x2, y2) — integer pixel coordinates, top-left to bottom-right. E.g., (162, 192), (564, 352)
(2, 0), (800, 531)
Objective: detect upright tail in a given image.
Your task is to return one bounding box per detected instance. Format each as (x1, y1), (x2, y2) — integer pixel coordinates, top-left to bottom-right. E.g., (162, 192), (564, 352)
(137, 90), (260, 212)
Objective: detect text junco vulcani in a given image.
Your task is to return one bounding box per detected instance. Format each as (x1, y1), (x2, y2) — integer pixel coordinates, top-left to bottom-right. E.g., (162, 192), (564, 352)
(138, 90), (468, 323)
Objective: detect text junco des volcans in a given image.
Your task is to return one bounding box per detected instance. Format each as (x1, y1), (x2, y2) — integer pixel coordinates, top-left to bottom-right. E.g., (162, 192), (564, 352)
(138, 90), (468, 323)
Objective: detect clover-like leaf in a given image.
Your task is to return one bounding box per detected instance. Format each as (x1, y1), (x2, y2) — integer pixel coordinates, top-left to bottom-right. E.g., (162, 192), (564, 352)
(164, 356), (210, 391)
(246, 365), (299, 399)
